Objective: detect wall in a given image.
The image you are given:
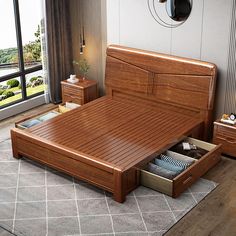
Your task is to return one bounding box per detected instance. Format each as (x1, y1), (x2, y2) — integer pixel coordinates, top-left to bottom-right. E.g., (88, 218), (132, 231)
(106, 0), (233, 118)
(70, 0), (106, 95)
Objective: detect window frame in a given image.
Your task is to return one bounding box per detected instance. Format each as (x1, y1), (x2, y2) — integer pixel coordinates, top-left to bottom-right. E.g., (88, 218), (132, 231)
(0, 0), (43, 109)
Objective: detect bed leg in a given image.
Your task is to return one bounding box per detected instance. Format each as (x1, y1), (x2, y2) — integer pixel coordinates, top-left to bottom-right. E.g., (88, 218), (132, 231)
(11, 130), (21, 159)
(114, 170), (126, 203)
(114, 191), (126, 203)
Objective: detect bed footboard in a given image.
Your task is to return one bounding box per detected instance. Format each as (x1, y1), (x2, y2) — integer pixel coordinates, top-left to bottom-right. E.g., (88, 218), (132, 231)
(11, 129), (115, 192)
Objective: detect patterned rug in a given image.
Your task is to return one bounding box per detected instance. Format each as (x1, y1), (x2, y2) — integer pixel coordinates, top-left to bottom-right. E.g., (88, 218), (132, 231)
(0, 138), (218, 236)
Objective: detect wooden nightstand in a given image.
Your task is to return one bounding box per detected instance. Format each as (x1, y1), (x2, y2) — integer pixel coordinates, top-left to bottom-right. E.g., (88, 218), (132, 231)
(61, 79), (98, 105)
(213, 119), (236, 158)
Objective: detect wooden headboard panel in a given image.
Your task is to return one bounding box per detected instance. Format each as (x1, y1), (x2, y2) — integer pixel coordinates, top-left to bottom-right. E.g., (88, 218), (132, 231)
(105, 45), (217, 140)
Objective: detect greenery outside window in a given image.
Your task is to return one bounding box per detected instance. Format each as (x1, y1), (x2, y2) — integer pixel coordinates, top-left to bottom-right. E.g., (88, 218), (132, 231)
(0, 0), (44, 108)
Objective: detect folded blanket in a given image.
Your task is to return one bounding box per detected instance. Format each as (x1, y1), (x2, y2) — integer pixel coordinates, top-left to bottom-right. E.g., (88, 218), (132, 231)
(147, 163), (178, 180)
(154, 158), (184, 173)
(165, 150), (195, 164)
(38, 112), (59, 122)
(21, 119), (41, 128)
(160, 153), (193, 170)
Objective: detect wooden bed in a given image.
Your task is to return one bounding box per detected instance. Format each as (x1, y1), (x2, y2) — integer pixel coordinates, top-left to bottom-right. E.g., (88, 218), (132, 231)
(11, 45), (221, 202)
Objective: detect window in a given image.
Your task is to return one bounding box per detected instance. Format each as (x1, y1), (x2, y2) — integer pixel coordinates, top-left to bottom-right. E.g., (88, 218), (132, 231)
(0, 0), (43, 108)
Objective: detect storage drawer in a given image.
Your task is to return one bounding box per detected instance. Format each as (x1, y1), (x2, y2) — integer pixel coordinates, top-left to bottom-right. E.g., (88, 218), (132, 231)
(213, 121), (236, 157)
(140, 137), (221, 197)
(215, 124), (236, 140)
(15, 103), (79, 130)
(63, 94), (82, 105)
(213, 135), (236, 157)
(63, 85), (82, 97)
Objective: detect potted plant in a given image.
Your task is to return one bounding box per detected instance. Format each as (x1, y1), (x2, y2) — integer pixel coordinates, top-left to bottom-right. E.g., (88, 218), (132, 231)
(73, 59), (90, 81)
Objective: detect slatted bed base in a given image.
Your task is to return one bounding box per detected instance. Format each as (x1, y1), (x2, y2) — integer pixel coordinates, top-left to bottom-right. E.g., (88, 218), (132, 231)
(11, 97), (202, 202)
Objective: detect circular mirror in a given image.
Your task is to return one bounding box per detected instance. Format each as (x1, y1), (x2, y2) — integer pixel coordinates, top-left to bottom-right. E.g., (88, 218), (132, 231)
(166, 0), (192, 22)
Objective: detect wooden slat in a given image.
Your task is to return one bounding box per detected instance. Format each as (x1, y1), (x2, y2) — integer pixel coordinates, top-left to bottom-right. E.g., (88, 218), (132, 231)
(30, 98), (147, 150)
(24, 98), (201, 172)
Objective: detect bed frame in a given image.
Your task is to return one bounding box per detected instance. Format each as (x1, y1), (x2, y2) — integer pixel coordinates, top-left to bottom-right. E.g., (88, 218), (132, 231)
(11, 45), (217, 202)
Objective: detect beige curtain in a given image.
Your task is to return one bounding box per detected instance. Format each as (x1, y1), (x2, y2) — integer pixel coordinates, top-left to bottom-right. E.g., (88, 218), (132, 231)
(44, 0), (73, 103)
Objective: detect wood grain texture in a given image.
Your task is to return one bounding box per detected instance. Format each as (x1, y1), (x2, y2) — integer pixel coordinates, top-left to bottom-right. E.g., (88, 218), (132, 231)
(106, 45), (217, 140)
(107, 45), (216, 76)
(61, 79), (98, 105)
(106, 56), (153, 94)
(213, 120), (236, 158)
(11, 97), (204, 201)
(165, 156), (236, 236)
(140, 138), (221, 198)
(3, 106), (235, 235)
(11, 45), (219, 202)
(153, 74), (212, 110)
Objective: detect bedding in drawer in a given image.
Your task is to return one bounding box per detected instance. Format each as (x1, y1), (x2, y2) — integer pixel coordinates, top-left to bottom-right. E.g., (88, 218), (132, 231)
(15, 103), (79, 130)
(140, 138), (221, 197)
(170, 138), (209, 159)
(145, 150), (195, 180)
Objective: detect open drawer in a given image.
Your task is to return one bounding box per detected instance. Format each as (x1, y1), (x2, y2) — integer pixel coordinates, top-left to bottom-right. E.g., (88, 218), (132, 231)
(15, 102), (80, 130)
(140, 137), (222, 197)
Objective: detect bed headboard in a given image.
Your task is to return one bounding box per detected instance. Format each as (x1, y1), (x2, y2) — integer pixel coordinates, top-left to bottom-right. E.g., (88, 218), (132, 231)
(105, 45), (217, 140)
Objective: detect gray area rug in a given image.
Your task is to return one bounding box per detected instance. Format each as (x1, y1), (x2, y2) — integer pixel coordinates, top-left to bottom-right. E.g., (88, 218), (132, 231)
(0, 138), (218, 236)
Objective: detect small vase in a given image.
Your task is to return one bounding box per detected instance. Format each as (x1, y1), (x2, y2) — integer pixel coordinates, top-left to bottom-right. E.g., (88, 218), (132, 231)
(82, 74), (87, 81)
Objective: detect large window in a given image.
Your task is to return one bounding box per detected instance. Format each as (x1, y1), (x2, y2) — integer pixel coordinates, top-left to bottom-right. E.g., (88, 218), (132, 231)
(0, 0), (44, 108)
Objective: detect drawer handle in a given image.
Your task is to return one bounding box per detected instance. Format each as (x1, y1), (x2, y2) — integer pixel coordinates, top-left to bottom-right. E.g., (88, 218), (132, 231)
(218, 136), (236, 144)
(183, 175), (193, 185)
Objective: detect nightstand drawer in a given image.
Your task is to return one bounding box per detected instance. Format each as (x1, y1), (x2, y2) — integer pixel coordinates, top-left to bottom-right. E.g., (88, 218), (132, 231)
(63, 85), (83, 97)
(61, 79), (98, 105)
(215, 125), (236, 139)
(63, 94), (82, 105)
(140, 137), (221, 197)
(213, 120), (236, 158)
(213, 136), (236, 157)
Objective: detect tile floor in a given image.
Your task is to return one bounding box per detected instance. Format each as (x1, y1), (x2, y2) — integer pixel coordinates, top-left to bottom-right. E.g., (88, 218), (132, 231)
(0, 139), (217, 236)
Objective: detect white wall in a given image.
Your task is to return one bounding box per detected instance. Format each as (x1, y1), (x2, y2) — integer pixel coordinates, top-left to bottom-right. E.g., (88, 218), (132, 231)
(106, 0), (233, 118)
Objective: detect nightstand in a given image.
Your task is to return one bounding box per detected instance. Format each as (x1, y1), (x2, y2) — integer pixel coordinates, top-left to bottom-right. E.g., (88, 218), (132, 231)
(61, 79), (98, 105)
(213, 119), (236, 158)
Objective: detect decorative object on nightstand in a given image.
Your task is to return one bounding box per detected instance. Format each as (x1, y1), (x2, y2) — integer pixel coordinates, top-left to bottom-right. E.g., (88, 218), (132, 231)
(61, 78), (98, 105)
(67, 74), (79, 84)
(213, 117), (236, 158)
(73, 59), (90, 81)
(220, 113), (236, 125)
